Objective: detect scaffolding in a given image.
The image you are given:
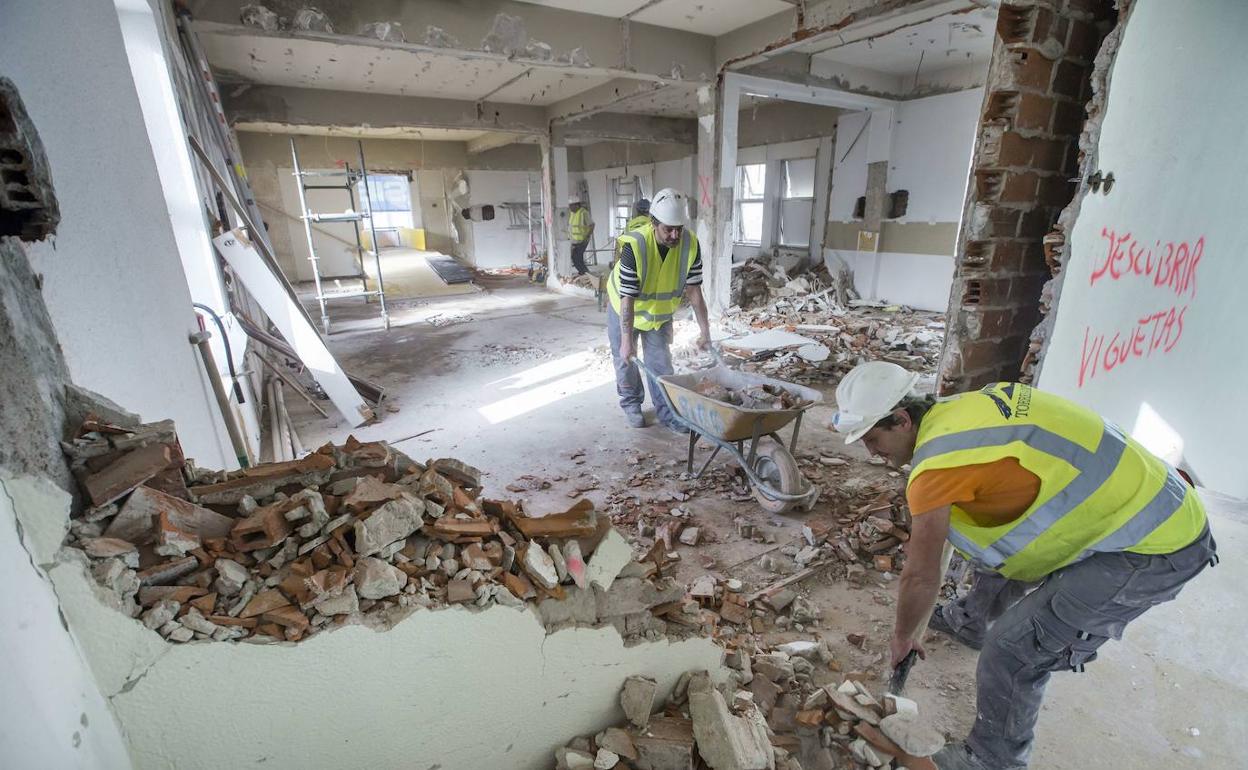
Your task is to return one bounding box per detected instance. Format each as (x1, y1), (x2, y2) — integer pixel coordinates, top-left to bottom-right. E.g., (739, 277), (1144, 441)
(290, 137), (390, 333)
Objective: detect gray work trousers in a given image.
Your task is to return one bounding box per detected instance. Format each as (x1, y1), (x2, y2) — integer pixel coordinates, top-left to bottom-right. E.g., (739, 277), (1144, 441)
(963, 527), (1216, 768)
(606, 302), (676, 426)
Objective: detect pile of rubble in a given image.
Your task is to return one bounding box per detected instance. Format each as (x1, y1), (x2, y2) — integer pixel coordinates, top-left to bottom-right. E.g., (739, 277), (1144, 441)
(60, 413), (686, 644)
(564, 273), (600, 291)
(723, 256), (944, 385)
(554, 643), (943, 770)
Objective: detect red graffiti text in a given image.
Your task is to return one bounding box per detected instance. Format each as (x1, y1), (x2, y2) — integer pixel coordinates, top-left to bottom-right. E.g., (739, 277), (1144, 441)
(1077, 303), (1187, 387)
(1090, 228), (1203, 299)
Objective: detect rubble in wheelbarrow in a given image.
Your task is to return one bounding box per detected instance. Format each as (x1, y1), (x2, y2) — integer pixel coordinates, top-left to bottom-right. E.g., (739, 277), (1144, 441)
(60, 413), (692, 644)
(693, 379), (812, 411)
(552, 642), (944, 770)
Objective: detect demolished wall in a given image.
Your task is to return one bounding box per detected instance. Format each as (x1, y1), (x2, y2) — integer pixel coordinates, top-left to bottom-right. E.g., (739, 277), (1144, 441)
(938, 0), (1115, 393)
(44, 411), (728, 768)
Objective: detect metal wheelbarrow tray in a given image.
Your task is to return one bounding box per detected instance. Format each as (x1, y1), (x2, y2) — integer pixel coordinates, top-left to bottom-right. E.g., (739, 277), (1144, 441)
(647, 364), (824, 514)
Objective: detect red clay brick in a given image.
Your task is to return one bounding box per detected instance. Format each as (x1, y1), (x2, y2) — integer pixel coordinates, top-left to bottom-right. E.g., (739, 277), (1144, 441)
(82, 444), (175, 507)
(1001, 172), (1041, 202)
(1015, 93), (1056, 131)
(1007, 48), (1055, 90)
(1051, 59), (1087, 98)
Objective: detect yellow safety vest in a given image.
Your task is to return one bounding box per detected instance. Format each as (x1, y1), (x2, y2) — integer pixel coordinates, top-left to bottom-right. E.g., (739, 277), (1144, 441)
(569, 208), (592, 243)
(607, 226), (698, 331)
(625, 214), (651, 233)
(908, 382), (1206, 582)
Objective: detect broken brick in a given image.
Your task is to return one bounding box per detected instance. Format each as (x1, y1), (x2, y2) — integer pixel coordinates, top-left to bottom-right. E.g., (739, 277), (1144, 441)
(261, 604), (310, 631)
(136, 556), (198, 586)
(240, 589), (292, 619)
(447, 578), (475, 603)
(82, 443), (175, 506)
(231, 505), (291, 552)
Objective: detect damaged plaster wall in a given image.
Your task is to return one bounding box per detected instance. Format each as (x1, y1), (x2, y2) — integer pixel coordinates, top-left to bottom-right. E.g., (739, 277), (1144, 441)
(29, 496), (725, 770)
(0, 0), (238, 470)
(736, 100), (843, 148)
(237, 132), (543, 276)
(1034, 0), (1248, 498)
(826, 89), (982, 311)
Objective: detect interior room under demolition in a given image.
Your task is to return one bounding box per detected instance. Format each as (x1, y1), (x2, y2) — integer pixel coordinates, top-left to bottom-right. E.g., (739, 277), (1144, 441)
(1, 0), (1245, 768)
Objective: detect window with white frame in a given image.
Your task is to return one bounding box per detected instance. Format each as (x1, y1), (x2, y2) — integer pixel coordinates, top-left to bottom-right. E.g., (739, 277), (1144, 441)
(734, 163), (766, 245)
(357, 174), (415, 230)
(778, 158), (815, 248)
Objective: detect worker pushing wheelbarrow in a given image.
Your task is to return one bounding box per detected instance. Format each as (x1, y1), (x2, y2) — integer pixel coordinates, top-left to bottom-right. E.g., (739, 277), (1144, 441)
(634, 355), (822, 514)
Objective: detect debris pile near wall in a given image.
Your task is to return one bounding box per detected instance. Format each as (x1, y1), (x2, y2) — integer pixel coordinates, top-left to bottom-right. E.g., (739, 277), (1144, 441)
(722, 292), (944, 385)
(60, 414), (685, 645)
(553, 643), (943, 770)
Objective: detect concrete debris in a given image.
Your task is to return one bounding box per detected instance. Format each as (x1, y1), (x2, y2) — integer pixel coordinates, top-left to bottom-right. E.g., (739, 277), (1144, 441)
(239, 4), (280, 31)
(564, 274), (597, 291)
(424, 25), (461, 48)
(292, 6), (333, 33)
(879, 714), (945, 757)
(477, 343), (552, 367)
(359, 21), (405, 43)
(481, 12), (528, 56)
(587, 529), (632, 591)
(565, 46), (592, 67)
(62, 417), (686, 645)
(621, 675), (657, 728)
(688, 671), (774, 770)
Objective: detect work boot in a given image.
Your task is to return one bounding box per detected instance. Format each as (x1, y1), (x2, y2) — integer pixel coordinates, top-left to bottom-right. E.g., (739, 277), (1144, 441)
(934, 742), (1024, 770)
(929, 604), (984, 651)
(624, 409), (646, 428)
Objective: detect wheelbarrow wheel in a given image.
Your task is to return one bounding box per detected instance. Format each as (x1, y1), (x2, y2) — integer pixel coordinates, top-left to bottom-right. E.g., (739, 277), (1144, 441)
(751, 442), (802, 514)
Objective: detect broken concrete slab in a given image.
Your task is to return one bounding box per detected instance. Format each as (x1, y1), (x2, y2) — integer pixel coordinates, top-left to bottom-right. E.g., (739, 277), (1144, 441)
(880, 713), (945, 757)
(631, 715), (695, 770)
(353, 494), (425, 556)
(587, 529), (632, 591)
(621, 675), (657, 729)
(687, 671), (774, 770)
(354, 557), (407, 600)
(521, 542), (560, 589)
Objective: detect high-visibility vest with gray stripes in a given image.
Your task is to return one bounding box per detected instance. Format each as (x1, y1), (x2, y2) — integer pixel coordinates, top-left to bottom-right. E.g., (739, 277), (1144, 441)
(908, 383), (1206, 582)
(607, 226), (698, 331)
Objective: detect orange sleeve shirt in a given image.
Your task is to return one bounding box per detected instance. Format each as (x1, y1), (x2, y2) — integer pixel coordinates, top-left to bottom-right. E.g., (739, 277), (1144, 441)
(907, 458), (1041, 527)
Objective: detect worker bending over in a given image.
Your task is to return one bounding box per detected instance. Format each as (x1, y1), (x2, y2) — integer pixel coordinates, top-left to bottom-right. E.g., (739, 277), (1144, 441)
(831, 361), (1216, 770)
(568, 196), (594, 276)
(606, 188), (711, 432)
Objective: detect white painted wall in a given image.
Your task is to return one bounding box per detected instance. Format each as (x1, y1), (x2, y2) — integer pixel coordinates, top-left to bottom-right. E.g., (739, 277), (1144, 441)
(827, 89), (981, 311)
(1037, 0), (1248, 498)
(464, 170), (543, 268)
(0, 0), (238, 469)
(0, 476), (131, 768)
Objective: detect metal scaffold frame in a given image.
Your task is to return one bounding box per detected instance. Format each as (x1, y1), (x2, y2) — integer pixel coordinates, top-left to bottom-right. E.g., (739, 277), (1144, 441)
(290, 137), (390, 333)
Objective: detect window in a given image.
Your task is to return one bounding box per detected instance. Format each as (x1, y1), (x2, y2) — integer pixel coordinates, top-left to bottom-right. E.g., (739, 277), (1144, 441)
(734, 163), (766, 245)
(778, 158), (815, 248)
(357, 173), (414, 230)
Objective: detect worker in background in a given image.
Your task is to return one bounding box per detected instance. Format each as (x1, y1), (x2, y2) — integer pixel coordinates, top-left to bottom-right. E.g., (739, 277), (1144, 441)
(606, 188), (711, 432)
(831, 361), (1216, 770)
(568, 195), (594, 276)
(625, 198), (651, 234)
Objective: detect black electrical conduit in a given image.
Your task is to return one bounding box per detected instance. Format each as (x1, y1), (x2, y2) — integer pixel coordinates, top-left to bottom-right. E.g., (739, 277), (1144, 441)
(192, 303), (246, 404)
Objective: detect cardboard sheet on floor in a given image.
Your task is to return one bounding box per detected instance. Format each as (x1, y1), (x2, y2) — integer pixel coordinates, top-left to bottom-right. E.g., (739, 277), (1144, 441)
(214, 229), (374, 427)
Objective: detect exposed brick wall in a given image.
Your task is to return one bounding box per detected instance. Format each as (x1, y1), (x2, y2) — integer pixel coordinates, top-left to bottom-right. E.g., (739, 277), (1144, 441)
(938, 0), (1116, 394)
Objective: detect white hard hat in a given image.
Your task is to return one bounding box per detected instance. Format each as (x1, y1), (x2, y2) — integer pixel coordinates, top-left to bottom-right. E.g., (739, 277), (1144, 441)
(831, 361), (920, 444)
(568, 195), (582, 204)
(650, 188), (688, 227)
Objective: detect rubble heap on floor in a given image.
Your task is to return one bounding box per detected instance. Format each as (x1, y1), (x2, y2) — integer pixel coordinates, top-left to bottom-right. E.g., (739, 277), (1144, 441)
(693, 378), (812, 411)
(60, 413), (686, 644)
(554, 642), (943, 770)
(723, 255), (944, 385)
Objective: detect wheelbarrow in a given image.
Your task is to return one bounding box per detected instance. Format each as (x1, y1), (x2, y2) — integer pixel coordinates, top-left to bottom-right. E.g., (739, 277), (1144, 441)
(634, 358), (823, 514)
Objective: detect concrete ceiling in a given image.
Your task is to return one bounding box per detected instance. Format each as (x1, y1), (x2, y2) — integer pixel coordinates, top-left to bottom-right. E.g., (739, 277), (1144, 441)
(607, 85), (700, 119)
(198, 25), (612, 104)
(808, 7), (995, 75)
(512, 0), (792, 37)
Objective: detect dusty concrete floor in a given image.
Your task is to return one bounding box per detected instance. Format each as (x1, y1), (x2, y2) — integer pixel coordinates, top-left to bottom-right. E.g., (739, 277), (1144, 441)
(288, 277), (1245, 769)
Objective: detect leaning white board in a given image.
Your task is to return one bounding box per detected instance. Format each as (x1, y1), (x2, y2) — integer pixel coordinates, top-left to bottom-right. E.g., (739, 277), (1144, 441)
(213, 229), (374, 427)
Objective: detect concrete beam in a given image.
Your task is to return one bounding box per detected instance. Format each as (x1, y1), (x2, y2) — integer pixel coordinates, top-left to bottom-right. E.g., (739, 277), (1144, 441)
(715, 0), (969, 71)
(554, 113), (696, 147)
(546, 78), (684, 123)
(189, 0), (717, 86)
(467, 131), (525, 155)
(221, 85), (548, 136)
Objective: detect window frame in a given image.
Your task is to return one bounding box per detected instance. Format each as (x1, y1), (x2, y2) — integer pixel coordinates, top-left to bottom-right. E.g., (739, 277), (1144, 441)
(734, 163), (767, 246)
(777, 157), (816, 248)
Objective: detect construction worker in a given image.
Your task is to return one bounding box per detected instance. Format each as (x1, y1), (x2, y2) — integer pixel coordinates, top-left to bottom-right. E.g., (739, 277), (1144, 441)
(606, 188), (711, 431)
(568, 196), (594, 276)
(831, 361), (1217, 770)
(625, 198), (651, 234)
